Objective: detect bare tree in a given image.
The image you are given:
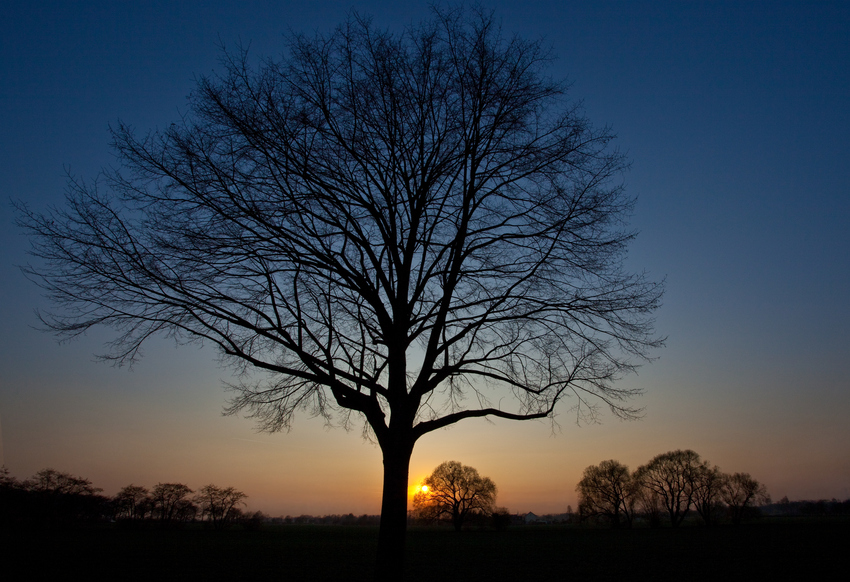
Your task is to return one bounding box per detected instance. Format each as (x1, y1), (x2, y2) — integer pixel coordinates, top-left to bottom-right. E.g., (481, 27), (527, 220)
(25, 468), (102, 496)
(113, 484), (152, 521)
(413, 461), (496, 531)
(633, 484), (663, 528)
(17, 6), (662, 578)
(0, 466), (20, 489)
(691, 463), (724, 526)
(194, 484), (247, 528)
(20, 468), (107, 525)
(721, 472), (770, 525)
(576, 459), (635, 528)
(634, 450), (702, 527)
(151, 483), (196, 525)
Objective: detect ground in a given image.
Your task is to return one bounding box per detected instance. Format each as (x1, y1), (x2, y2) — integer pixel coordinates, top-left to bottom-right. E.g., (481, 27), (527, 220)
(5, 518), (847, 580)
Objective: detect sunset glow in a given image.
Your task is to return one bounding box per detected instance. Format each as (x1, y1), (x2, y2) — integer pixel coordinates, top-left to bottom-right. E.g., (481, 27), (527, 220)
(409, 481), (431, 500)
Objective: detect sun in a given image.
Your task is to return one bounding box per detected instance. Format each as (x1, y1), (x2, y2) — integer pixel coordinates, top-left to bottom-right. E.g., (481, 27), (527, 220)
(408, 481), (430, 499)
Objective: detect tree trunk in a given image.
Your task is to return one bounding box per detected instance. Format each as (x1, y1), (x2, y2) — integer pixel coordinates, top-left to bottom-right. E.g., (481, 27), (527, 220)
(375, 439), (414, 582)
(452, 512), (463, 532)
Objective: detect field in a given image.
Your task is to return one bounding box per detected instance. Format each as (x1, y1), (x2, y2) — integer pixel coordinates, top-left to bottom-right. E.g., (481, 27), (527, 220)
(5, 518), (847, 580)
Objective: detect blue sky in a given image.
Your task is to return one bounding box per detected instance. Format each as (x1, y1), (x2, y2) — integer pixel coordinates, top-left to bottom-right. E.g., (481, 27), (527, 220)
(2, 0), (848, 514)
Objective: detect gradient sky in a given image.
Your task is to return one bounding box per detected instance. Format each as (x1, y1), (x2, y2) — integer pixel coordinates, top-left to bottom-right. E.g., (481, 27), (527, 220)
(2, 0), (848, 516)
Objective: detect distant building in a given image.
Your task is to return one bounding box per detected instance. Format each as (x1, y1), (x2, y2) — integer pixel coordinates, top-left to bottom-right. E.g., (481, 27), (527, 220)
(523, 512), (549, 525)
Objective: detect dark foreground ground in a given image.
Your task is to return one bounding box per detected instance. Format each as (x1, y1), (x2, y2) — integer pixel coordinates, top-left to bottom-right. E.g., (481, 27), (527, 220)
(5, 518), (847, 581)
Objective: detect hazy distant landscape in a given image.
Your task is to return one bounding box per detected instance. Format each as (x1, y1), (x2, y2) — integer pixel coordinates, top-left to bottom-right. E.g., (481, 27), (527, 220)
(3, 464), (847, 579)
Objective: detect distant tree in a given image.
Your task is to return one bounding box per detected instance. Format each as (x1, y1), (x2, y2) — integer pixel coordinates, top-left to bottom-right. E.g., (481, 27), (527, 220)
(17, 6), (663, 577)
(25, 468), (102, 496)
(413, 461), (497, 531)
(691, 464), (724, 526)
(194, 484), (247, 528)
(0, 466), (19, 489)
(113, 484), (152, 521)
(490, 507), (512, 530)
(0, 466), (27, 526)
(151, 483), (196, 525)
(721, 472), (770, 525)
(634, 450), (702, 527)
(241, 510), (267, 531)
(576, 460), (635, 528)
(21, 468), (107, 525)
(633, 485), (663, 528)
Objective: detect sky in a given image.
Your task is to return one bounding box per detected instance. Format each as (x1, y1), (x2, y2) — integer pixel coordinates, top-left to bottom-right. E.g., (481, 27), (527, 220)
(1, 0), (848, 516)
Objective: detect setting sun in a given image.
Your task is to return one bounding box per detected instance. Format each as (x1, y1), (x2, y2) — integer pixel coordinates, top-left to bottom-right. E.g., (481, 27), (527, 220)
(408, 481), (428, 499)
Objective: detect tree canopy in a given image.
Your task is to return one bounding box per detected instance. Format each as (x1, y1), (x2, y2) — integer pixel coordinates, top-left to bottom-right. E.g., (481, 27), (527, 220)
(722, 472), (771, 525)
(576, 459), (635, 528)
(634, 449), (704, 528)
(413, 461), (497, 531)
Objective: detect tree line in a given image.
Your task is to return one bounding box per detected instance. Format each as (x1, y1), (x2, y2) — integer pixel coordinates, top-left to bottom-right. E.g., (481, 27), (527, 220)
(576, 450), (770, 528)
(769, 497), (850, 517)
(0, 466), (257, 529)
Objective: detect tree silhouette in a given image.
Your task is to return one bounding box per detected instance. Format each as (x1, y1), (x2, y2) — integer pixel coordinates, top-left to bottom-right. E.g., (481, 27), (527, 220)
(691, 463), (724, 526)
(113, 484), (152, 521)
(722, 472), (770, 525)
(151, 483), (196, 525)
(21, 468), (106, 525)
(413, 461), (496, 531)
(18, 6), (663, 578)
(576, 459), (635, 528)
(195, 484), (247, 528)
(634, 450), (703, 527)
(633, 483), (663, 528)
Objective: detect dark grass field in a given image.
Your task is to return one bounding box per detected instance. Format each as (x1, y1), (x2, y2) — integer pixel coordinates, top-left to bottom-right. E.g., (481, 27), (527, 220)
(4, 519), (847, 580)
